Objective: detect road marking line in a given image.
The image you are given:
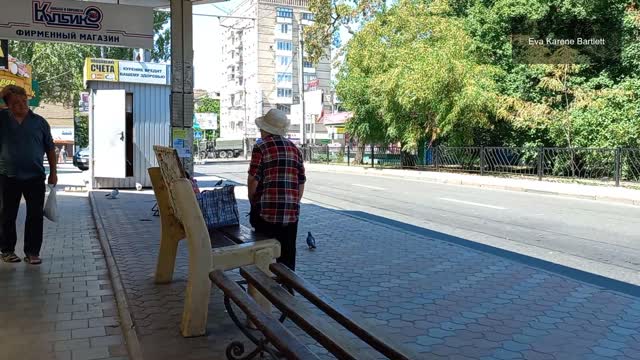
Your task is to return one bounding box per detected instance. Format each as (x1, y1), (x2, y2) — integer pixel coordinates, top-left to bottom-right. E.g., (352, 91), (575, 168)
(439, 197), (506, 210)
(352, 184), (386, 191)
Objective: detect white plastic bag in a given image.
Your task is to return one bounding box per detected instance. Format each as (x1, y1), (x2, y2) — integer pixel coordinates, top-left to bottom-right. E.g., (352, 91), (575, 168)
(44, 185), (58, 222)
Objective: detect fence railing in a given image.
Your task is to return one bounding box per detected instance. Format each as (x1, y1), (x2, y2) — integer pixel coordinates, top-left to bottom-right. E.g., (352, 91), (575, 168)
(305, 145), (640, 187)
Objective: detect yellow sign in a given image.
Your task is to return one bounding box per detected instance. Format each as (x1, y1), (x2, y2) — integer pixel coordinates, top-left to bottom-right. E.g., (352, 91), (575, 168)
(84, 58), (118, 82)
(336, 126), (346, 134)
(0, 56), (34, 98)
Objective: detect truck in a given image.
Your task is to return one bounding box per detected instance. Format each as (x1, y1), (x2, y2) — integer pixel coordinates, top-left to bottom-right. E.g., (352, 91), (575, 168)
(213, 138), (244, 158)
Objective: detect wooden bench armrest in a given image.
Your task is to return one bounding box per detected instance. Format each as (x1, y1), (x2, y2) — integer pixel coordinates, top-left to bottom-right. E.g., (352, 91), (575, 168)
(211, 240), (281, 272)
(240, 265), (376, 360)
(269, 263), (417, 360)
(210, 270), (320, 360)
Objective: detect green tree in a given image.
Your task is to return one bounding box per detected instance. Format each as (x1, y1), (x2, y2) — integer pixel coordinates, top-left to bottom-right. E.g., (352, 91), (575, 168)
(196, 95), (220, 140)
(339, 0), (499, 150)
(196, 96), (220, 114)
(75, 114), (89, 149)
(152, 11), (171, 62)
(305, 0), (386, 64)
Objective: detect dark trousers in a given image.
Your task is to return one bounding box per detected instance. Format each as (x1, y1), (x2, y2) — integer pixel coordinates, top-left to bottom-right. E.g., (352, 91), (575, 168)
(0, 176), (45, 256)
(250, 209), (298, 271)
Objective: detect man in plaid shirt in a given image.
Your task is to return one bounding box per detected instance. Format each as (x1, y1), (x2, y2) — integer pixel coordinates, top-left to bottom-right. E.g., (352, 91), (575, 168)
(248, 109), (306, 270)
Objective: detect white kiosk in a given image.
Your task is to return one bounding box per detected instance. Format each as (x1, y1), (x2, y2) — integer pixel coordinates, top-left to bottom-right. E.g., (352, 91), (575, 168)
(85, 58), (172, 189)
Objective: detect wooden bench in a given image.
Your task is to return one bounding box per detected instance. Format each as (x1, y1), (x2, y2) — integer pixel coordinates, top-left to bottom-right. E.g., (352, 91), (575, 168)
(148, 145), (281, 337)
(211, 263), (418, 360)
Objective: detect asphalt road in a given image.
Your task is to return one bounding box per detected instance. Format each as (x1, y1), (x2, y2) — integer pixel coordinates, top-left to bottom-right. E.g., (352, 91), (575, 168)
(195, 162), (640, 286)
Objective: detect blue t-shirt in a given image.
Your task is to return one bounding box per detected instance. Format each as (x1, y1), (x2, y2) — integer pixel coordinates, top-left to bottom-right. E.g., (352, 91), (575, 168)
(0, 109), (55, 180)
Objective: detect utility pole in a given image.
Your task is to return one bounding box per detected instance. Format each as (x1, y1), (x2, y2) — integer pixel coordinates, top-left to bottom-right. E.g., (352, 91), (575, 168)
(215, 16), (256, 160)
(297, 19), (306, 149)
(243, 66), (248, 159)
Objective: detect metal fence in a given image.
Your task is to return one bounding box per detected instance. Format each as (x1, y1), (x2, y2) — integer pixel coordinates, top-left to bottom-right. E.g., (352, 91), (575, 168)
(305, 145), (640, 187)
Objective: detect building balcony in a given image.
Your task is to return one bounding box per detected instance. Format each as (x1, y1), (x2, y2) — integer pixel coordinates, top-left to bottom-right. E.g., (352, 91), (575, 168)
(277, 97), (293, 105)
(275, 63), (292, 72)
(275, 48), (293, 56)
(276, 81), (293, 89)
(274, 31), (293, 41)
(276, 16), (293, 24)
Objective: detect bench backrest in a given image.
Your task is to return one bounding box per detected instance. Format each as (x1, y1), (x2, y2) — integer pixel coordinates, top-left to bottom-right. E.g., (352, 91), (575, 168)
(152, 146), (211, 249)
(153, 145), (186, 185)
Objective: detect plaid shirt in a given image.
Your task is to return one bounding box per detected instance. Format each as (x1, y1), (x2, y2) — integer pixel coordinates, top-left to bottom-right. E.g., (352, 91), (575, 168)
(248, 135), (306, 224)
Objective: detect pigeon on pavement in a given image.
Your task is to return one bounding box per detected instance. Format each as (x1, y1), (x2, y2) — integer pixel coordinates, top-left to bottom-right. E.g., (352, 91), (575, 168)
(306, 232), (316, 250)
(105, 189), (119, 199)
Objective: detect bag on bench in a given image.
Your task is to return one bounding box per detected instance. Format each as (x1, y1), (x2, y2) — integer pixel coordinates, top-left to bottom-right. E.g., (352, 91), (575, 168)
(197, 185), (240, 229)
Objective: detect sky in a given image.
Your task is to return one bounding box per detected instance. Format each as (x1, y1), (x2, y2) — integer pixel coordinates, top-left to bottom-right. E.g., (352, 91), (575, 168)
(191, 1), (353, 92)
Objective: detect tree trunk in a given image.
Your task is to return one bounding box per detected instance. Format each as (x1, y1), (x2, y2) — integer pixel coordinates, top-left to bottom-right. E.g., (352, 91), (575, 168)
(355, 143), (365, 165)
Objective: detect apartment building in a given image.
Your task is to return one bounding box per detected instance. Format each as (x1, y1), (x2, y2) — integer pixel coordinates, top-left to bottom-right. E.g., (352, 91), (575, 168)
(219, 0), (332, 144)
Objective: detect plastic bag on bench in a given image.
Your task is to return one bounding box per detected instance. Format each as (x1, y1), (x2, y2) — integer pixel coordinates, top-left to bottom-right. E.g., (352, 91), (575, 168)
(196, 185), (240, 229)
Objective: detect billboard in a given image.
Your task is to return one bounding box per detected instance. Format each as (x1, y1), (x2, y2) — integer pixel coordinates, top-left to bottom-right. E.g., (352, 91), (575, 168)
(84, 58), (118, 82)
(0, 0), (153, 48)
(119, 61), (168, 85)
(84, 58), (170, 85)
(194, 113), (218, 130)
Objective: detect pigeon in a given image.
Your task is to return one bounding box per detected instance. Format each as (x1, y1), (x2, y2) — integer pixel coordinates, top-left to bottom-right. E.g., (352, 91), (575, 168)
(105, 189), (119, 199)
(306, 232), (316, 250)
(214, 179), (223, 187)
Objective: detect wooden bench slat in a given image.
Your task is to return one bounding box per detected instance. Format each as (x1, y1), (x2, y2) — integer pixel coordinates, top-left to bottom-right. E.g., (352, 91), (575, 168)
(208, 229), (238, 248)
(210, 270), (320, 360)
(218, 225), (270, 243)
(270, 263), (418, 360)
(240, 266), (376, 360)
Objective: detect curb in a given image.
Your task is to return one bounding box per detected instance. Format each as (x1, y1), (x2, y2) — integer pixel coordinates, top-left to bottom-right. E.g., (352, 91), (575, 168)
(307, 165), (640, 207)
(89, 192), (145, 360)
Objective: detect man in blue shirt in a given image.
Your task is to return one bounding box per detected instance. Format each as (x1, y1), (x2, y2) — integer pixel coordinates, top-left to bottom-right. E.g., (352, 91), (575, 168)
(0, 85), (57, 265)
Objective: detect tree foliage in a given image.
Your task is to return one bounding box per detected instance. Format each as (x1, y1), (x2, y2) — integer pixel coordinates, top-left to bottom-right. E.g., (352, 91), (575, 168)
(305, 0), (386, 64)
(152, 11), (171, 62)
(338, 0), (499, 149)
(196, 96), (220, 114)
(75, 114), (89, 149)
(328, 0), (640, 149)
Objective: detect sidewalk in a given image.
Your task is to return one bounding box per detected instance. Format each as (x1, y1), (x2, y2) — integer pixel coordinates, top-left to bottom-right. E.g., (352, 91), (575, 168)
(90, 186), (640, 360)
(0, 192), (128, 360)
(306, 164), (640, 206)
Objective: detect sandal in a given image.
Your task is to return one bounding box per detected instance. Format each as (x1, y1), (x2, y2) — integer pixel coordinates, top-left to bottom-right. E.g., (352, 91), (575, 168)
(1, 252), (21, 263)
(24, 255), (42, 265)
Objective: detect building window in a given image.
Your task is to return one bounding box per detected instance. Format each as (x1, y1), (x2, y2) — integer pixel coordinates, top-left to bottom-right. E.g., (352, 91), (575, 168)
(303, 73), (317, 84)
(276, 7), (293, 18)
(276, 40), (292, 51)
(277, 88), (292, 98)
(303, 60), (313, 68)
(279, 24), (290, 34)
(277, 104), (291, 114)
(277, 56), (292, 66)
(230, 94), (235, 105)
(277, 72), (293, 83)
(302, 12), (314, 21)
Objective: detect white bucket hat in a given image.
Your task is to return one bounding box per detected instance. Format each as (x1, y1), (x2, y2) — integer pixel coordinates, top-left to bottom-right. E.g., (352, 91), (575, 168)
(255, 109), (290, 136)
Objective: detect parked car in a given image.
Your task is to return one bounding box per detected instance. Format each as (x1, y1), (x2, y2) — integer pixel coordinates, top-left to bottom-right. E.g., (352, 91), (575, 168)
(73, 148), (89, 171)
